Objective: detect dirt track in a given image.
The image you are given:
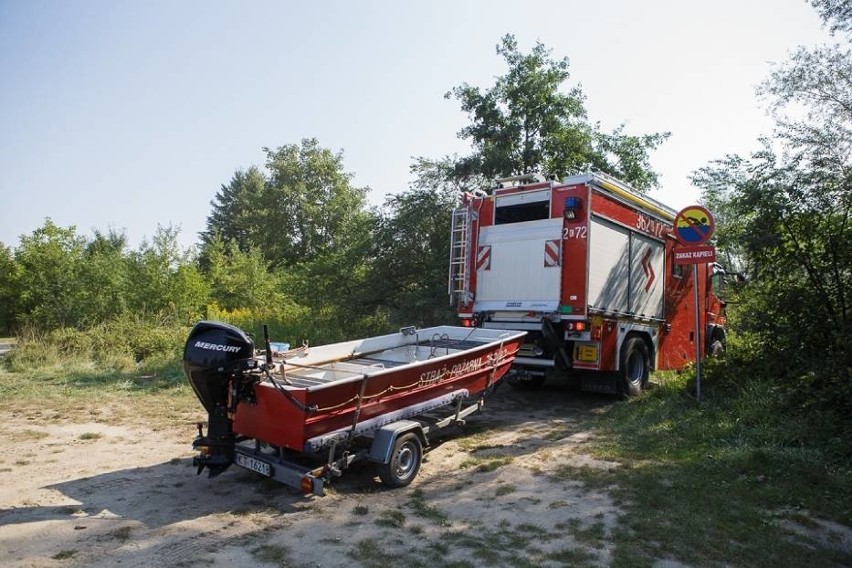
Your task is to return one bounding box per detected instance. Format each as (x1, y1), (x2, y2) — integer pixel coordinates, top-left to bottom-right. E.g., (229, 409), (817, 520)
(0, 384), (630, 567)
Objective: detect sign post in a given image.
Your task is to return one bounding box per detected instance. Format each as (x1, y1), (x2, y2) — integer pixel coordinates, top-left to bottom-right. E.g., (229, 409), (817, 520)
(672, 206), (715, 401)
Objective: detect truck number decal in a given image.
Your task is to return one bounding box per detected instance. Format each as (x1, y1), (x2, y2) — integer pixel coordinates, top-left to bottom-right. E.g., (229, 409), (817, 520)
(637, 214), (667, 238)
(563, 226), (588, 240)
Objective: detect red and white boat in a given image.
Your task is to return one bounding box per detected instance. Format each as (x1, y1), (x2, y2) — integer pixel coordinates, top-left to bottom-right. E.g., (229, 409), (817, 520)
(183, 321), (525, 493)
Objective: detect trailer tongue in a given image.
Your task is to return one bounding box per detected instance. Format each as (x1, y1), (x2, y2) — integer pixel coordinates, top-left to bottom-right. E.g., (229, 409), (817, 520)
(182, 321), (525, 494)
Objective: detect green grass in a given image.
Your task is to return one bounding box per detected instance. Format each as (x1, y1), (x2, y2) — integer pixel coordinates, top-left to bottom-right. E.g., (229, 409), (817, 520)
(459, 454), (514, 473)
(407, 489), (450, 526)
(559, 371), (852, 568)
(375, 508), (406, 529)
(0, 343), (199, 429)
(78, 432), (103, 440)
(51, 550), (77, 560)
(251, 543), (292, 566)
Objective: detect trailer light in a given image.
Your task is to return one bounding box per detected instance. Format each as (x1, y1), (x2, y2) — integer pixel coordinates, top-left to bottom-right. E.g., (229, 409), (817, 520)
(300, 476), (314, 494)
(566, 321), (588, 331)
(461, 318), (473, 328)
(563, 196), (583, 220)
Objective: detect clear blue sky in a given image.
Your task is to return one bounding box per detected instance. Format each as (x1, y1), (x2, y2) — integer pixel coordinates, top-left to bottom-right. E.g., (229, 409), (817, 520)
(0, 0), (832, 251)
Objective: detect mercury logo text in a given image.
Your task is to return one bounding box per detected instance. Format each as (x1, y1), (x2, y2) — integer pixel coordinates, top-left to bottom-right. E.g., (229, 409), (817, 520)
(194, 341), (242, 353)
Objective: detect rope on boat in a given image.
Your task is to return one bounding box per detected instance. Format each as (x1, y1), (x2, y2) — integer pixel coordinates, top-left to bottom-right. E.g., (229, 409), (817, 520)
(307, 342), (520, 414)
(262, 366), (319, 413)
(264, 331), (521, 414)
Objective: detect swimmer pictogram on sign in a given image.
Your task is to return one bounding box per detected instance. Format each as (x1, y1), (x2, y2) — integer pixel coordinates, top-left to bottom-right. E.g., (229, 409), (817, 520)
(673, 205), (715, 246)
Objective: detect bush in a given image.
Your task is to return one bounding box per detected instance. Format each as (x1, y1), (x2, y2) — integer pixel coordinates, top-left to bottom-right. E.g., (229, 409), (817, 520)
(4, 314), (189, 374)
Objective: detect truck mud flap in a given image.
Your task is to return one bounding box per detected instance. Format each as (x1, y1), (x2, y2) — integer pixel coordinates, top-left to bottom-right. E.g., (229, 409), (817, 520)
(581, 373), (617, 395)
(542, 318), (571, 370)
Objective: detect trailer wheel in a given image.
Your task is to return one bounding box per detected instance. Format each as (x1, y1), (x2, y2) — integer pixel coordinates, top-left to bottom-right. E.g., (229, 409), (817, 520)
(378, 433), (422, 488)
(619, 337), (650, 397)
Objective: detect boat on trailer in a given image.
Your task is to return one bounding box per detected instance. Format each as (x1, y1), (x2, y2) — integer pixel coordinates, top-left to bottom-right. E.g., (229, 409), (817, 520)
(183, 321), (526, 494)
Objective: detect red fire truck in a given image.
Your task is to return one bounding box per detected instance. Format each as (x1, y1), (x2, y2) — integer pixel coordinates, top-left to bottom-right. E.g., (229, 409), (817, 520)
(449, 172), (729, 396)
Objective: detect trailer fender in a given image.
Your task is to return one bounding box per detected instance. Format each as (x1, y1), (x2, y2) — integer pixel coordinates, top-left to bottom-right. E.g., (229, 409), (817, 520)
(368, 420), (426, 464)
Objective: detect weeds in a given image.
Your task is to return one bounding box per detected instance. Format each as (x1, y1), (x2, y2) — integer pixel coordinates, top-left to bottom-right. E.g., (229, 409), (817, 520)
(571, 370), (852, 567)
(251, 543), (292, 566)
(459, 454), (514, 473)
(407, 489), (450, 526)
(375, 509), (406, 529)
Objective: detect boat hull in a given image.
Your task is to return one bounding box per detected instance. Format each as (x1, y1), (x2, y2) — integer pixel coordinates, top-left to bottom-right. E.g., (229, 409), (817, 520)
(231, 326), (525, 452)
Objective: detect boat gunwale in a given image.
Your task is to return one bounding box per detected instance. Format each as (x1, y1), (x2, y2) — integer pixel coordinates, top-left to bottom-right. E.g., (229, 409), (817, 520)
(262, 328), (526, 392)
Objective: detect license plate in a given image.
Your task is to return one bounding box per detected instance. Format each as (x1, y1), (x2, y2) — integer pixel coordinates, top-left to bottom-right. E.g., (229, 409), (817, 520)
(235, 453), (272, 477)
(577, 344), (598, 362)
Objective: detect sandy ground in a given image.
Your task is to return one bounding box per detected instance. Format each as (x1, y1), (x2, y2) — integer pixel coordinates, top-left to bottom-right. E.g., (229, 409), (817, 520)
(0, 383), (633, 567)
(1, 382), (849, 567)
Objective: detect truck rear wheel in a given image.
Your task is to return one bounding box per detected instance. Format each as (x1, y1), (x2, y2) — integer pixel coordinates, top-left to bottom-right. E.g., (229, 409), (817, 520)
(378, 433), (422, 488)
(619, 337), (650, 397)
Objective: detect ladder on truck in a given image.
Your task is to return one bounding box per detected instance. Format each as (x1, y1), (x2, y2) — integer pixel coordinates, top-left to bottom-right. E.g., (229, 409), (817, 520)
(448, 206), (475, 306)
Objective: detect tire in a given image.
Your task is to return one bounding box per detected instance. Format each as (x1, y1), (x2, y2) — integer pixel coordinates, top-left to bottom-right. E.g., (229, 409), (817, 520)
(619, 337), (650, 397)
(378, 433), (423, 488)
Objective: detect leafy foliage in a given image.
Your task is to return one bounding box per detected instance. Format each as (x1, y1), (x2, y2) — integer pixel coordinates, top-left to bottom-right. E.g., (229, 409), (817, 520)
(366, 157), (461, 328)
(447, 34), (669, 190)
(693, 7), (851, 424)
(202, 138), (369, 269)
(810, 0), (852, 36)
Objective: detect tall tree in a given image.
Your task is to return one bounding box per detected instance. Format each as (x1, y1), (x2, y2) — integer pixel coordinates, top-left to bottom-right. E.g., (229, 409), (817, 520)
(201, 166), (267, 255)
(261, 138), (369, 266)
(77, 229), (130, 326)
(0, 243), (18, 334)
(204, 235), (283, 311)
(447, 34), (669, 190)
(367, 157), (463, 328)
(127, 225), (209, 322)
(692, 2), (851, 393)
(809, 0), (852, 35)
(203, 139), (370, 269)
(11, 219), (87, 329)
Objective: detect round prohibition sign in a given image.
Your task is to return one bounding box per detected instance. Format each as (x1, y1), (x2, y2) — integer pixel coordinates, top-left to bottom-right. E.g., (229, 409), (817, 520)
(673, 205), (715, 245)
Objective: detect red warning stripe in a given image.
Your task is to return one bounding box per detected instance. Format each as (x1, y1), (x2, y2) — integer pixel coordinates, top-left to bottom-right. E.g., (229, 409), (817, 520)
(544, 239), (560, 267)
(477, 245), (491, 271)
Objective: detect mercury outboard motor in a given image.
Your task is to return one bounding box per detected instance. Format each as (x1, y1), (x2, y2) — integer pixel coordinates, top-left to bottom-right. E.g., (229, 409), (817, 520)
(183, 321), (258, 477)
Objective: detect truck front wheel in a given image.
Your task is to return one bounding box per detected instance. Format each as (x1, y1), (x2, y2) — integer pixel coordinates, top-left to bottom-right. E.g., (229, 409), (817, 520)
(619, 337), (650, 397)
(378, 433), (423, 488)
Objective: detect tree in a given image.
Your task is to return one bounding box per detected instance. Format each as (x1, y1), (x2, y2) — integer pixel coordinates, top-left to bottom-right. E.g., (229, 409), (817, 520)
(204, 235), (283, 311)
(201, 166), (267, 255)
(367, 157), (462, 328)
(77, 229), (131, 326)
(203, 139), (370, 269)
(692, 4), (851, 401)
(261, 138), (369, 266)
(0, 243), (18, 334)
(12, 219), (88, 330)
(446, 34), (669, 190)
(127, 225), (209, 322)
(810, 0), (852, 35)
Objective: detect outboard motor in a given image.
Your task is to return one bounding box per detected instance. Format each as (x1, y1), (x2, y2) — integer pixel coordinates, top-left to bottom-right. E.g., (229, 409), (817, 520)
(183, 321), (258, 477)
